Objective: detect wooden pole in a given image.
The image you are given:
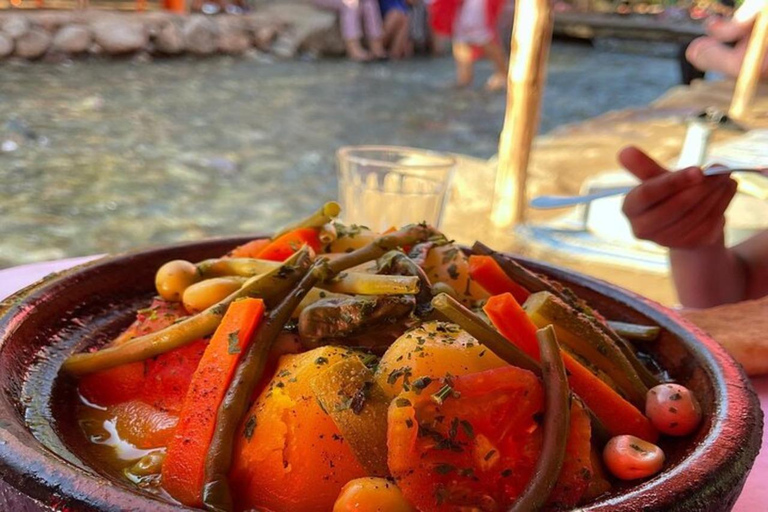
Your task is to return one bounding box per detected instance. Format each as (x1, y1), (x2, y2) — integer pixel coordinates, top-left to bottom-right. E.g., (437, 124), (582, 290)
(729, 1), (768, 119)
(491, 0), (553, 228)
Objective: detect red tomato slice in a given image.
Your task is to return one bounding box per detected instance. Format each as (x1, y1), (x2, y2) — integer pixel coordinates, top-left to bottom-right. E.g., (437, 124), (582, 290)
(79, 299), (207, 412)
(387, 366), (592, 511)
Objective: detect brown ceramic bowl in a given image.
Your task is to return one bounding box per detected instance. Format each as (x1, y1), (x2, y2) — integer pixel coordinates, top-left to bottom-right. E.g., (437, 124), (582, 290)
(0, 237), (762, 511)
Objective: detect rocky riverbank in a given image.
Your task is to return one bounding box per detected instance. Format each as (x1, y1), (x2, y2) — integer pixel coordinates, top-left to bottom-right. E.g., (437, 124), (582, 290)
(0, 5), (346, 61)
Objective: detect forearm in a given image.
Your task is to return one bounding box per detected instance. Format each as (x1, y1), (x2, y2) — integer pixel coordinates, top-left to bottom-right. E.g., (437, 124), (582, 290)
(670, 237), (749, 308)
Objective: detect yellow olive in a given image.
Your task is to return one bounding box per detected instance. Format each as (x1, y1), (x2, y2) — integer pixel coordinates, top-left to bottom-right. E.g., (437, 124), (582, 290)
(182, 276), (244, 314)
(155, 260), (200, 302)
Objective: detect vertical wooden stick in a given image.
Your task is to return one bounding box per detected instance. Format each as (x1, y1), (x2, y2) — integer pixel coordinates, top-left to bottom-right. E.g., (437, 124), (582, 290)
(491, 0), (553, 228)
(729, 1), (768, 119)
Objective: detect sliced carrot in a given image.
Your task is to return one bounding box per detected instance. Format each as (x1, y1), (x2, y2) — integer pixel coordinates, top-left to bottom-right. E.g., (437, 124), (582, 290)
(484, 293), (657, 442)
(161, 298), (266, 507)
(468, 255), (530, 304)
(227, 238), (271, 259)
(255, 228), (322, 262)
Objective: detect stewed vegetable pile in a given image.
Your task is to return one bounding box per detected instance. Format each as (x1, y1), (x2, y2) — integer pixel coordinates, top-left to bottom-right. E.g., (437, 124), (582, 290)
(65, 202), (702, 512)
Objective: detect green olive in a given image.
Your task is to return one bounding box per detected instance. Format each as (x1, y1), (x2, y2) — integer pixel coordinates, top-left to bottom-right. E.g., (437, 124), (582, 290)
(155, 260), (200, 302)
(182, 276), (245, 314)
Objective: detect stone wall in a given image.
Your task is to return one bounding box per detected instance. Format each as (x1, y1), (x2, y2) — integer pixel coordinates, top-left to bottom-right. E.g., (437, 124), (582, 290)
(0, 4), (345, 61)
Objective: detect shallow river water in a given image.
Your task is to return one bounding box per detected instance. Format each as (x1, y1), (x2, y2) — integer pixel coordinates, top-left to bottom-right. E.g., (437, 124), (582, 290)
(0, 42), (679, 268)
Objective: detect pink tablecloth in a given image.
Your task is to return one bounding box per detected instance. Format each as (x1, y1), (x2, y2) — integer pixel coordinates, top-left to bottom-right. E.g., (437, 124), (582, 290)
(0, 257), (765, 510)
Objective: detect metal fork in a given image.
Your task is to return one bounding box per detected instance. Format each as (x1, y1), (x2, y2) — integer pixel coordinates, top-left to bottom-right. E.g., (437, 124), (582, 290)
(529, 167), (768, 210)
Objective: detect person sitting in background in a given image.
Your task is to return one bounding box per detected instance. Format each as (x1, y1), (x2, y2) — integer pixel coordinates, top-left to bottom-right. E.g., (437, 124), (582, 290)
(379, 0), (413, 59)
(685, 0), (768, 80)
(312, 0), (388, 62)
(619, 146), (768, 309)
(430, 0), (508, 90)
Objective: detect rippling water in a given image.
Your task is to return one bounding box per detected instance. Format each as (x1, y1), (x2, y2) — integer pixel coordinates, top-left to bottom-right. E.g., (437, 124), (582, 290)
(0, 42), (678, 268)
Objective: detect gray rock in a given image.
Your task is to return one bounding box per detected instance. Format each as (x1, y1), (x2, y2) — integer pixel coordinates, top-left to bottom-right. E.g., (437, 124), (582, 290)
(253, 24), (278, 51)
(14, 29), (51, 59)
(155, 22), (184, 54)
(257, 3), (338, 58)
(2, 16), (30, 40)
(52, 25), (91, 54)
(0, 32), (12, 58)
(183, 16), (218, 55)
(92, 21), (148, 54)
(217, 18), (250, 54)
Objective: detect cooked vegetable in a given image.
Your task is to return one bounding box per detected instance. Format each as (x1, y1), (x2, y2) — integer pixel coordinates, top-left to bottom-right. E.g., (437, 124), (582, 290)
(645, 384), (702, 436)
(387, 366), (592, 511)
(473, 241), (661, 389)
(204, 224), (444, 510)
(229, 347), (368, 512)
(603, 435), (665, 480)
(333, 478), (414, 512)
(110, 401), (178, 449)
(484, 293), (658, 442)
(226, 238), (270, 259)
(323, 273), (420, 296)
(197, 257), (279, 279)
(182, 276), (245, 314)
(63, 249), (311, 375)
(329, 224), (379, 253)
(310, 358), (390, 476)
(608, 321), (661, 342)
(255, 227), (323, 261)
(524, 291), (648, 406)
(421, 243), (488, 306)
(377, 250), (433, 316)
(467, 254), (530, 304)
(375, 320), (507, 398)
(162, 297), (265, 507)
(155, 259), (200, 301)
(128, 451), (166, 477)
(299, 295), (415, 348)
(509, 326), (571, 512)
(271, 201), (342, 240)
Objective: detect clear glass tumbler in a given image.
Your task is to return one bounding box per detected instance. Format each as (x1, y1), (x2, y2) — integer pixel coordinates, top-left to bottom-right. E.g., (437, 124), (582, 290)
(336, 146), (456, 232)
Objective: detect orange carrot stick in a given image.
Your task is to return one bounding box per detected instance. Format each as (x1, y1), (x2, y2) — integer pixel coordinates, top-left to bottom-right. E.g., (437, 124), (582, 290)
(468, 255), (530, 304)
(484, 293), (657, 442)
(227, 239), (271, 259)
(162, 298), (266, 507)
(255, 228), (322, 262)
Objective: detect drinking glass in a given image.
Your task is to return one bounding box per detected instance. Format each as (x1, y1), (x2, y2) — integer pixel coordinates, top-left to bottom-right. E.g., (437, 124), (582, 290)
(336, 146), (456, 232)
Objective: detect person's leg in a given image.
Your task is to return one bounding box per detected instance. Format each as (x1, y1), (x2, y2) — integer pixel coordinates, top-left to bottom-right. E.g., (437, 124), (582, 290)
(679, 40), (706, 85)
(453, 41), (474, 87)
(382, 10), (404, 47)
(482, 39), (508, 91)
(313, 0), (370, 61)
(361, 0), (387, 58)
(384, 10), (409, 58)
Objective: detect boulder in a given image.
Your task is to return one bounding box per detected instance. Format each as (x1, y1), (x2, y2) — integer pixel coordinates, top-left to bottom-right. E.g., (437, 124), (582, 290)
(253, 24), (278, 51)
(2, 15), (30, 40)
(0, 32), (12, 58)
(92, 20), (148, 54)
(155, 22), (184, 54)
(257, 3), (337, 58)
(14, 29), (50, 59)
(217, 17), (250, 54)
(51, 25), (91, 54)
(183, 16), (218, 55)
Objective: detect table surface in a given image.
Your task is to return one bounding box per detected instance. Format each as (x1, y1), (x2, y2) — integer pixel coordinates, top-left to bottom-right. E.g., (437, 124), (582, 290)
(0, 256), (765, 511)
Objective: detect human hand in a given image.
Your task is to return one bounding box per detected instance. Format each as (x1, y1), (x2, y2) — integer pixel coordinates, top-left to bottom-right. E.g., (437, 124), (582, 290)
(620, 147), (738, 249)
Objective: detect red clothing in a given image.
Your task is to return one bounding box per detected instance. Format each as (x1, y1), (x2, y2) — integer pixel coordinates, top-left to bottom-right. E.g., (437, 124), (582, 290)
(429, 0), (505, 59)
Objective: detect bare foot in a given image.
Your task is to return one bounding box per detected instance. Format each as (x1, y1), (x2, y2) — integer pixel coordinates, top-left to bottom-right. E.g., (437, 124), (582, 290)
(485, 73), (506, 92)
(369, 39), (387, 60)
(346, 40), (371, 62)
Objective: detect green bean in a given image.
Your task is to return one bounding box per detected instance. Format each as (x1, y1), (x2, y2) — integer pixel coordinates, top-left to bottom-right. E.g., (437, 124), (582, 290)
(62, 249), (312, 376)
(202, 225), (443, 511)
(509, 326), (571, 512)
(271, 201), (342, 240)
(472, 241), (661, 388)
(198, 257), (418, 296)
(431, 293), (541, 374)
(608, 321), (661, 342)
(203, 260), (324, 512)
(430, 293), (611, 444)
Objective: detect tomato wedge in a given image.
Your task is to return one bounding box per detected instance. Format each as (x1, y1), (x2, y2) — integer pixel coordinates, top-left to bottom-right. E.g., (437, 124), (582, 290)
(387, 366), (592, 511)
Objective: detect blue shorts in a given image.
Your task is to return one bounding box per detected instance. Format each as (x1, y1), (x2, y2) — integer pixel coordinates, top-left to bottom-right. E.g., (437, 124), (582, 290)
(380, 0), (408, 17)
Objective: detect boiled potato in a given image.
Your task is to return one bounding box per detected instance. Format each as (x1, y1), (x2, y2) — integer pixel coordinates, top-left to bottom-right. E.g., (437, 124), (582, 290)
(422, 244), (488, 306)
